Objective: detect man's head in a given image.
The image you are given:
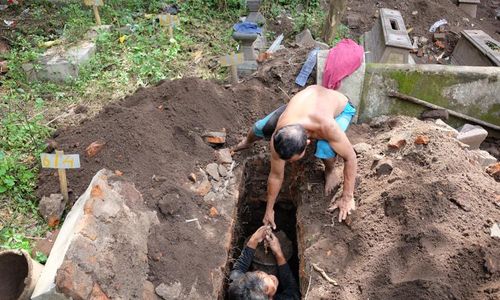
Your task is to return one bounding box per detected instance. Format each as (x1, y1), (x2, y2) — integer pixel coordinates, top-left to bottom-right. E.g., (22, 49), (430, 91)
(228, 271), (279, 299)
(273, 124), (309, 161)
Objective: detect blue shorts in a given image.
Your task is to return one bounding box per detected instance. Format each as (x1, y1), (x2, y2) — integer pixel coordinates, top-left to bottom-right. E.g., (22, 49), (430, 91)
(253, 101), (356, 159)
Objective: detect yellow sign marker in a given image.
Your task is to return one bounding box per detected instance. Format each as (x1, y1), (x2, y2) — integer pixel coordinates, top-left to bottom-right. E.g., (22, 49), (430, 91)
(41, 153), (81, 169)
(84, 0), (103, 6)
(219, 53), (245, 84)
(159, 14), (179, 27)
(219, 53), (245, 67)
(158, 14), (179, 38)
(41, 151), (80, 202)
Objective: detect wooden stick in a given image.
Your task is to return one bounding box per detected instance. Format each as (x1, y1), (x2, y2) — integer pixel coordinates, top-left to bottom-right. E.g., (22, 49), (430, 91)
(304, 272), (312, 300)
(312, 263), (338, 286)
(93, 5), (102, 26)
(56, 150), (69, 203)
(168, 25), (173, 39)
(230, 65), (239, 85)
(387, 90), (500, 132)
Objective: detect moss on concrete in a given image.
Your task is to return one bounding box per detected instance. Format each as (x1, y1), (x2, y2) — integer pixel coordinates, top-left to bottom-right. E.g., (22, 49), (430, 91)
(386, 70), (499, 126)
(387, 70), (462, 107)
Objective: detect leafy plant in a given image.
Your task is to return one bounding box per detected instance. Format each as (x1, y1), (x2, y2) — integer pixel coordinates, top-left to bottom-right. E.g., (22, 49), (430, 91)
(0, 228), (32, 252)
(35, 251), (48, 264)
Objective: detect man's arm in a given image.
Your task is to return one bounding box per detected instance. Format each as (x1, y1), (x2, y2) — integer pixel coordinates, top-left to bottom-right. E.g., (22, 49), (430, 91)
(324, 120), (357, 221)
(267, 233), (300, 299)
(264, 144), (286, 229)
(230, 226), (270, 281)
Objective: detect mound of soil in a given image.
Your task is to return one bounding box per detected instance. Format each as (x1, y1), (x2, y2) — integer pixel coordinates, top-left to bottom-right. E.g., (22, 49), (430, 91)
(296, 116), (500, 299)
(37, 77), (283, 294)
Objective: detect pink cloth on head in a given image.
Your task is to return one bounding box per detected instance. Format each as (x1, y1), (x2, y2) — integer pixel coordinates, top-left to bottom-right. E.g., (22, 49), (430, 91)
(322, 39), (364, 90)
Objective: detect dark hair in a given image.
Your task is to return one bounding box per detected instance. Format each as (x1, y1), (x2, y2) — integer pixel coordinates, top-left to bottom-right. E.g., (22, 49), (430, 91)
(273, 124), (307, 160)
(228, 272), (268, 300)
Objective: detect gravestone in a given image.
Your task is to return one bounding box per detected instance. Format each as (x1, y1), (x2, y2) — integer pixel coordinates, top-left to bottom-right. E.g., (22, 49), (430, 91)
(363, 8), (415, 64)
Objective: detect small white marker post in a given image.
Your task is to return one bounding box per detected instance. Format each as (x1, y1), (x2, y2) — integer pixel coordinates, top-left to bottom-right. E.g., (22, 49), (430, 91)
(84, 0), (104, 26)
(158, 14), (179, 39)
(41, 151), (81, 203)
(219, 53), (244, 85)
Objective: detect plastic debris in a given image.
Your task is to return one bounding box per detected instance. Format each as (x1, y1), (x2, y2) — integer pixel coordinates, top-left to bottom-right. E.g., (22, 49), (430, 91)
(429, 19), (447, 32)
(3, 20), (14, 27)
(267, 34), (284, 53)
(295, 48), (319, 87)
(233, 21), (262, 34)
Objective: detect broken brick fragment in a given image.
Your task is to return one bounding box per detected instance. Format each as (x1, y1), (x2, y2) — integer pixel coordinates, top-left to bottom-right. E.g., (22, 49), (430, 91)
(209, 207), (219, 217)
(414, 135), (430, 145)
(203, 130), (226, 145)
(486, 163), (500, 181)
(388, 136), (407, 150)
(435, 40), (446, 49)
(90, 283), (110, 300)
(85, 140), (106, 157)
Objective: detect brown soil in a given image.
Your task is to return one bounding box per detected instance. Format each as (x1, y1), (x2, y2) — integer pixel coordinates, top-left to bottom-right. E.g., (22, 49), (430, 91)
(37, 77), (283, 294)
(294, 117), (500, 299)
(34, 3), (500, 297)
(345, 0), (500, 39)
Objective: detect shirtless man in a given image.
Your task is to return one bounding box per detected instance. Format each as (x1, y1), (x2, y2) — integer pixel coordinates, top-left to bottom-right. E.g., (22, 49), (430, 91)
(233, 85), (357, 229)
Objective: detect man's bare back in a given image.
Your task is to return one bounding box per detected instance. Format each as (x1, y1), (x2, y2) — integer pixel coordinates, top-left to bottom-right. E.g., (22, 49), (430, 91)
(232, 85), (357, 228)
(276, 85), (348, 139)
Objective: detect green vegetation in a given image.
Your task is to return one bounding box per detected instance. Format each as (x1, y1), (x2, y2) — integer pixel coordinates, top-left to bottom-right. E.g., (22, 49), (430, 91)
(0, 0), (353, 257)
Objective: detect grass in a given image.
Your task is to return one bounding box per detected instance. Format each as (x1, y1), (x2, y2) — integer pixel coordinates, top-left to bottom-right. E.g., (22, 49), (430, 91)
(0, 0), (245, 259)
(0, 0), (351, 260)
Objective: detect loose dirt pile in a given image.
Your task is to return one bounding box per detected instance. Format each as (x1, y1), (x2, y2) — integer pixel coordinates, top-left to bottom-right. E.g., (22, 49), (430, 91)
(295, 116), (500, 299)
(37, 77), (283, 295)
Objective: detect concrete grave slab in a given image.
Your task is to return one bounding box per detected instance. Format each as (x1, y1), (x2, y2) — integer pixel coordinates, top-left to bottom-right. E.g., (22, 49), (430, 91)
(451, 30), (500, 66)
(364, 8), (415, 64)
(317, 50), (366, 122)
(358, 64), (500, 134)
(32, 169), (159, 300)
(23, 41), (96, 83)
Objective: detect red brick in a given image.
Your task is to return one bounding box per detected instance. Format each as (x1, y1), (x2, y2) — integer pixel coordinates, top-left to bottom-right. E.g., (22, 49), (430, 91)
(90, 283), (109, 300)
(388, 137), (407, 150)
(414, 135), (430, 145)
(435, 40), (446, 49)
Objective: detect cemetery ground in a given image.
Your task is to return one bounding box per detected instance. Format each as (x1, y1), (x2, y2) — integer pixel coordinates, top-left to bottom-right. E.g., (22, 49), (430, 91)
(0, 0), (326, 257)
(0, 0), (499, 299)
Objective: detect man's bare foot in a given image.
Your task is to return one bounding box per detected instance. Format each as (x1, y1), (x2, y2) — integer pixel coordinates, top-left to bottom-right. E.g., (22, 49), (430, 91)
(324, 169), (341, 196)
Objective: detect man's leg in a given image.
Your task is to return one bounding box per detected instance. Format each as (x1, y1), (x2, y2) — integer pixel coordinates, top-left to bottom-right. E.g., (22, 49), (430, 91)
(232, 127), (262, 153)
(316, 102), (356, 196)
(323, 157), (341, 196)
(232, 105), (287, 153)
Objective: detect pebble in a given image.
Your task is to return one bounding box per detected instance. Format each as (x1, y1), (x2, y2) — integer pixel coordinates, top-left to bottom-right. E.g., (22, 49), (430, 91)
(218, 164), (228, 177)
(204, 191), (216, 202)
(206, 163), (220, 181)
(491, 223), (500, 238)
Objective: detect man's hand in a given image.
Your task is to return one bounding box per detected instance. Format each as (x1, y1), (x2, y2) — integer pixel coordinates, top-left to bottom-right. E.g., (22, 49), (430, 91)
(247, 225), (271, 249)
(266, 232), (286, 265)
(263, 209), (276, 230)
(328, 193), (355, 222)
